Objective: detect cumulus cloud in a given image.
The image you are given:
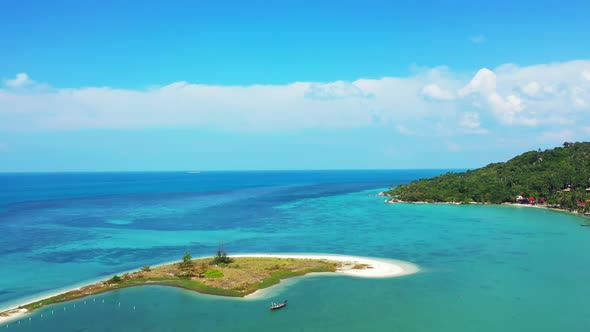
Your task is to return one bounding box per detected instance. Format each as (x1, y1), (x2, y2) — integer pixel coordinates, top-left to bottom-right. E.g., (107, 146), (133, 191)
(571, 86), (587, 108)
(396, 125), (415, 135)
(459, 68), (539, 126)
(521, 81), (542, 97)
(459, 68), (496, 96)
(459, 112), (481, 129)
(1, 60), (590, 141)
(420, 84), (454, 101)
(4, 73), (34, 88)
(304, 81), (372, 100)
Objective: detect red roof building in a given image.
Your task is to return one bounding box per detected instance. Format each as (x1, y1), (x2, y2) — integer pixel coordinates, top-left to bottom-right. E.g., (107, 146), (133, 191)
(577, 201), (586, 207)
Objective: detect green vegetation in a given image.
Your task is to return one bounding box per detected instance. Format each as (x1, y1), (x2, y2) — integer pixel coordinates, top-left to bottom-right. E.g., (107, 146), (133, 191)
(352, 263), (371, 270)
(210, 244), (234, 265)
(388, 142), (590, 211)
(4, 253), (338, 318)
(204, 269), (224, 278)
(182, 252), (193, 268)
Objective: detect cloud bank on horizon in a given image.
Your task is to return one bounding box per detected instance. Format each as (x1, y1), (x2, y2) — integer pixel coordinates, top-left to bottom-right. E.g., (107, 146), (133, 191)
(2, 60), (589, 147)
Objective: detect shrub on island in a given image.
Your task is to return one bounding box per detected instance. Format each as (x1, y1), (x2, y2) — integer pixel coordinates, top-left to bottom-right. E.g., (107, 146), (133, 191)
(210, 245), (233, 265)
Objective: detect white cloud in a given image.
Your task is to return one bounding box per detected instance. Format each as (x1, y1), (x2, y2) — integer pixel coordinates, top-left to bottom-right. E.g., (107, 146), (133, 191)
(304, 81), (372, 100)
(469, 35), (486, 44)
(459, 112), (481, 129)
(459, 68), (496, 96)
(571, 86), (587, 108)
(396, 125), (415, 135)
(1, 60), (590, 142)
(4, 73), (34, 88)
(519, 81), (564, 100)
(420, 84), (454, 101)
(521, 81), (542, 97)
(582, 70), (590, 81)
(459, 68), (527, 125)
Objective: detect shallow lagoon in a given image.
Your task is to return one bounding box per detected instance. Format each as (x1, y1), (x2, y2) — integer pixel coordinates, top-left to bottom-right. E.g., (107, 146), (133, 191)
(2, 171), (590, 331)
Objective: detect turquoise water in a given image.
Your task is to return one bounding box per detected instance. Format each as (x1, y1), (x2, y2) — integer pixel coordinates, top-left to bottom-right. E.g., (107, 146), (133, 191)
(2, 171), (590, 331)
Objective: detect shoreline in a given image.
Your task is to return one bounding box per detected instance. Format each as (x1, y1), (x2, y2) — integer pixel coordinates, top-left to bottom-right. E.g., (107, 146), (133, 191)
(384, 197), (589, 220)
(234, 253), (418, 278)
(0, 257), (183, 323)
(0, 254), (419, 324)
(239, 254), (419, 299)
(499, 203), (590, 221)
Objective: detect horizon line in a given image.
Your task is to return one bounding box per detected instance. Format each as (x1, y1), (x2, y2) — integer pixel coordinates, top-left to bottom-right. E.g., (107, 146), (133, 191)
(0, 168), (468, 174)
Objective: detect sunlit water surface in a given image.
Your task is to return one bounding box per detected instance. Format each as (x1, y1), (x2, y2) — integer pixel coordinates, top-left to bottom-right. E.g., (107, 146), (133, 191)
(1, 171), (589, 331)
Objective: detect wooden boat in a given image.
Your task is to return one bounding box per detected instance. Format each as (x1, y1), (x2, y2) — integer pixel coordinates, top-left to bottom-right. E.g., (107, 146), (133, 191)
(269, 300), (288, 310)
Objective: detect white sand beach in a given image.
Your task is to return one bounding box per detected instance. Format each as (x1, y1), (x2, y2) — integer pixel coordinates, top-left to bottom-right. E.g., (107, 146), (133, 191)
(1, 254), (419, 322)
(236, 253), (420, 299)
(234, 253), (418, 278)
(0, 308), (28, 324)
(0, 284), (88, 325)
(0, 256), (188, 325)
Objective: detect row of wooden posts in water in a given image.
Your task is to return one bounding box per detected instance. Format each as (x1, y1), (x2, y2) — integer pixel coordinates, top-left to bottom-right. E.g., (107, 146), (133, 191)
(4, 297), (137, 329)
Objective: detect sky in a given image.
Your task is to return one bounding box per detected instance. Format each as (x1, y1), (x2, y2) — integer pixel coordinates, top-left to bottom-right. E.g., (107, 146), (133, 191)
(1, 0), (590, 171)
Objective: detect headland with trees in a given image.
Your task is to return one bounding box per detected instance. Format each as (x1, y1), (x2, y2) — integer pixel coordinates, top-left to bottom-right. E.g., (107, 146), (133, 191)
(386, 142), (590, 213)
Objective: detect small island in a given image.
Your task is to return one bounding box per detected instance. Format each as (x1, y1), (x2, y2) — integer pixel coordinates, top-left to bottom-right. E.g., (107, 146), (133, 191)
(0, 249), (417, 323)
(385, 142), (590, 215)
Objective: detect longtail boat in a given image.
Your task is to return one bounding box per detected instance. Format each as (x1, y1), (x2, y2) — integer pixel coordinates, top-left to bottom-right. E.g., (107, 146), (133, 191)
(269, 300), (288, 310)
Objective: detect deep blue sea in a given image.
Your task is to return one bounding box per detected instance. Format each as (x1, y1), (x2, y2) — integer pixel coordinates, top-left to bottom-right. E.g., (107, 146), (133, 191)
(1, 170), (590, 331)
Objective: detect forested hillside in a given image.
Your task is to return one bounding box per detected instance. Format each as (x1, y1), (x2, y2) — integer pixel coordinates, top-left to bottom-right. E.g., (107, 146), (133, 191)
(388, 142), (590, 210)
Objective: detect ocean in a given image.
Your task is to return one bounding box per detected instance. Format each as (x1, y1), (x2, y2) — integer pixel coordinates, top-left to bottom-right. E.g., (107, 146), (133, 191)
(1, 170), (590, 331)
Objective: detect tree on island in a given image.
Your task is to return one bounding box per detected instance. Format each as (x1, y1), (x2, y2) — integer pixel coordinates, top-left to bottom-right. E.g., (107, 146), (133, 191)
(176, 252), (196, 278)
(211, 243), (233, 265)
(182, 252), (194, 269)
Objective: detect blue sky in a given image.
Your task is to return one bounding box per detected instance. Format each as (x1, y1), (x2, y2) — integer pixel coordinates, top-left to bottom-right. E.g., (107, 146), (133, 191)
(1, 0), (590, 171)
